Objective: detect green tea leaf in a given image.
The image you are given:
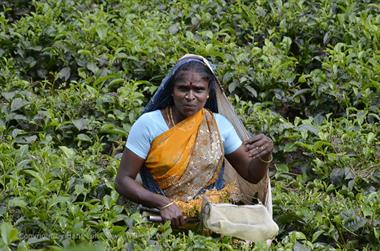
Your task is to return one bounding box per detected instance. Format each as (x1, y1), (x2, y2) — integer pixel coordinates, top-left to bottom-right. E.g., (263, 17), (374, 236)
(77, 133), (91, 142)
(296, 124), (318, 135)
(0, 222), (19, 245)
(169, 23), (179, 34)
(96, 25), (108, 40)
(59, 146), (76, 159)
(16, 135), (37, 144)
(294, 241), (311, 251)
(100, 124), (128, 137)
(311, 230), (324, 242)
(290, 231), (307, 240)
(7, 197), (27, 208)
(1, 91), (16, 101)
(59, 67), (71, 81)
(23, 170), (44, 185)
(367, 132), (375, 144)
(73, 119), (89, 131)
(11, 98), (29, 111)
(245, 85), (257, 98)
(87, 62), (99, 74)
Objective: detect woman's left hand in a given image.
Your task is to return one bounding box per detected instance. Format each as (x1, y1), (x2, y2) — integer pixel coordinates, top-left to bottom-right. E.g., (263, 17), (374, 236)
(243, 133), (273, 160)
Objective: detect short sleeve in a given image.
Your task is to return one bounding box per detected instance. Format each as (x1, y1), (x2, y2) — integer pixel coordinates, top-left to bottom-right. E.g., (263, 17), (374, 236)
(214, 114), (242, 154)
(126, 114), (153, 159)
(125, 110), (169, 159)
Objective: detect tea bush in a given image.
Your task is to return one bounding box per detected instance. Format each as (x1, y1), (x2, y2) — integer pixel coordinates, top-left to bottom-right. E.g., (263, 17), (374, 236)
(1, 0), (379, 250)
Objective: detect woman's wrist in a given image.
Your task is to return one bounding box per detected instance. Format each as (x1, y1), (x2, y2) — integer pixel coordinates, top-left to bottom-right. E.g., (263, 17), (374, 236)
(159, 201), (175, 210)
(156, 196), (172, 209)
(259, 153), (273, 164)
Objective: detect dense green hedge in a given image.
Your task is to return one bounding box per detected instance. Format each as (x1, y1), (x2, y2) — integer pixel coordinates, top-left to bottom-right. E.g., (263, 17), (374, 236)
(1, 0), (379, 250)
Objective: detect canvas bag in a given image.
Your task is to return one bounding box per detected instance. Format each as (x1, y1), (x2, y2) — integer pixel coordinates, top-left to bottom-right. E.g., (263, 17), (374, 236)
(201, 198), (279, 242)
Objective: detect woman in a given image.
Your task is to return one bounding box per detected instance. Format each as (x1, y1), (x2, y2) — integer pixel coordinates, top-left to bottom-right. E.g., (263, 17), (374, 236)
(115, 54), (273, 228)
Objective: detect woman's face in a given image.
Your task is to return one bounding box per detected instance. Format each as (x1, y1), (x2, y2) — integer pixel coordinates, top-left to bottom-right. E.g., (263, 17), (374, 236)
(172, 70), (209, 119)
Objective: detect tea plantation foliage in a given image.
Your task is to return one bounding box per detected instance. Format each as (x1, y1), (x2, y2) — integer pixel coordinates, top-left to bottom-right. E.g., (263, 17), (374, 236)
(0, 0), (379, 250)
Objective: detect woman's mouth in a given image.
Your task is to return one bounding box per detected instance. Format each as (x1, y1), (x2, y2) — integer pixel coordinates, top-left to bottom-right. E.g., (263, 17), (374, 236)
(184, 105), (196, 110)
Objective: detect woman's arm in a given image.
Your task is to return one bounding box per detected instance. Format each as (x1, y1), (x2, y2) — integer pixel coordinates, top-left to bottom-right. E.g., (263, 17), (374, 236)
(115, 148), (184, 227)
(225, 134), (273, 184)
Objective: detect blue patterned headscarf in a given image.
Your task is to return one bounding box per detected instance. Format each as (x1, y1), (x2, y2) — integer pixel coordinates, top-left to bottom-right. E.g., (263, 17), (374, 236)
(140, 54), (225, 197)
(143, 54), (218, 114)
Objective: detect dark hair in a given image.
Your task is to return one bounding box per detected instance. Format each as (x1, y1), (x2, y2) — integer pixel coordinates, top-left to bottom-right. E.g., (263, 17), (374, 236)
(171, 61), (215, 87)
(168, 61), (218, 111)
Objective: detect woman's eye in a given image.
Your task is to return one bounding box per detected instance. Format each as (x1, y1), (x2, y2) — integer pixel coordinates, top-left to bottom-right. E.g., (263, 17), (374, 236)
(195, 88), (207, 93)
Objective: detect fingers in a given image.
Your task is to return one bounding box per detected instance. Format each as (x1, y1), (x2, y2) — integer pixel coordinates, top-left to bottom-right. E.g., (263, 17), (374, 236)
(170, 214), (185, 228)
(244, 134), (273, 158)
(171, 214), (185, 228)
(179, 214), (185, 225)
(160, 204), (184, 228)
(248, 143), (271, 158)
(244, 134), (267, 149)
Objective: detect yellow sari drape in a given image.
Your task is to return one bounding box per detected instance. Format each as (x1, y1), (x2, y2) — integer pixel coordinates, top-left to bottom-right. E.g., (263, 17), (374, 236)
(145, 108), (224, 201)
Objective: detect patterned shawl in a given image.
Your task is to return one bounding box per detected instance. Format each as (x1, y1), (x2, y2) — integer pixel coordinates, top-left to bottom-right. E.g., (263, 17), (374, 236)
(145, 108), (224, 201)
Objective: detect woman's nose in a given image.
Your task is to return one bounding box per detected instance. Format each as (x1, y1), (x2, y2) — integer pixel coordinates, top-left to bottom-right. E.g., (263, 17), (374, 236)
(185, 90), (195, 100)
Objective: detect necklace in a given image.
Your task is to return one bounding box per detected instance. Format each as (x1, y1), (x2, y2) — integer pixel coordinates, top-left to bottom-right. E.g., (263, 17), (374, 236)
(169, 106), (176, 126)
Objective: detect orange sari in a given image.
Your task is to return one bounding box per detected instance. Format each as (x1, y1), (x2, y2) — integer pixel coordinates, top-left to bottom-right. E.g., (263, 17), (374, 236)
(145, 108), (224, 201)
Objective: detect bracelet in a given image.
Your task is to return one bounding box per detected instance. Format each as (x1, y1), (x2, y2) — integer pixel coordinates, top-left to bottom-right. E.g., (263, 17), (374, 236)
(259, 154), (273, 164)
(159, 201), (174, 210)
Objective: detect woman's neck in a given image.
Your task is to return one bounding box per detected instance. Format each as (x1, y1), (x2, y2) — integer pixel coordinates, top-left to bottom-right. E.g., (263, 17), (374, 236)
(170, 106), (186, 125)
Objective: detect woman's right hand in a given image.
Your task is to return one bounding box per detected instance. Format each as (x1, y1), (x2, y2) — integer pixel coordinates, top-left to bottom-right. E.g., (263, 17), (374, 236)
(160, 203), (184, 228)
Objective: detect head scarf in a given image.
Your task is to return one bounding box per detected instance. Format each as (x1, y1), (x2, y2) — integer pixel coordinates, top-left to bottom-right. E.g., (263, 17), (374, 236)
(143, 54), (218, 114)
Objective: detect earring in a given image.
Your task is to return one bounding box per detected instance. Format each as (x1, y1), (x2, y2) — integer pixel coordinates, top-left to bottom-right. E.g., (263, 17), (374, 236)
(207, 95), (209, 99)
